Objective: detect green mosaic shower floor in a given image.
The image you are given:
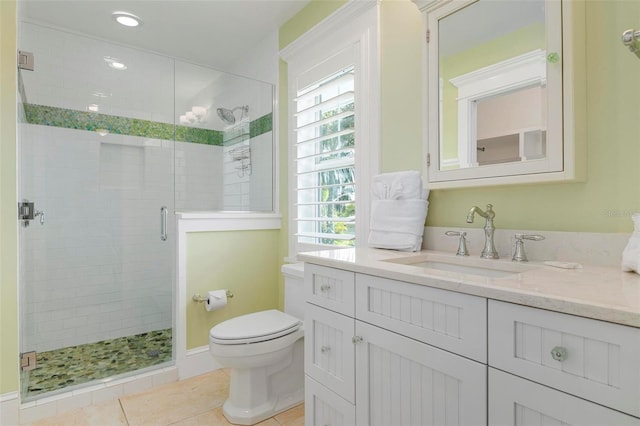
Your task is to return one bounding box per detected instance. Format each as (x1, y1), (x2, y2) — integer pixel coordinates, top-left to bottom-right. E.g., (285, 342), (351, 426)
(22, 329), (172, 399)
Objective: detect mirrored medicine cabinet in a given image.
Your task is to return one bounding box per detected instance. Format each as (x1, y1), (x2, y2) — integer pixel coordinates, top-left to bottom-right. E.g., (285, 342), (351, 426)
(412, 0), (585, 188)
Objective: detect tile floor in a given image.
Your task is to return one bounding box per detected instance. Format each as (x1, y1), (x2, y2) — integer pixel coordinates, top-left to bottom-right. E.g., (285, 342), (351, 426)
(23, 329), (172, 399)
(24, 369), (304, 426)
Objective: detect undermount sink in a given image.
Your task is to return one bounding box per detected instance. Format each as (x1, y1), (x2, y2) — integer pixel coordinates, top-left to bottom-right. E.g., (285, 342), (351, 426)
(383, 253), (536, 278)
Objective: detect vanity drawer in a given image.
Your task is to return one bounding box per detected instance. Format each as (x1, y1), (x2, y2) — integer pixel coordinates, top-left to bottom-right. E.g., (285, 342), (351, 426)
(489, 368), (640, 426)
(355, 273), (487, 362)
(489, 300), (640, 417)
(305, 264), (355, 317)
(305, 303), (355, 403)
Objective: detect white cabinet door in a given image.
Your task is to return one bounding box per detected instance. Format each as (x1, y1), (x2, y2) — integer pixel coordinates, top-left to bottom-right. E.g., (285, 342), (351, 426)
(489, 368), (640, 426)
(305, 375), (356, 426)
(354, 320), (486, 426)
(305, 303), (356, 403)
(355, 273), (487, 362)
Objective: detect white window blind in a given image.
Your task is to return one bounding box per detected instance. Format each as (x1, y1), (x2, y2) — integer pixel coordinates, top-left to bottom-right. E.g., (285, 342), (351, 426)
(294, 67), (356, 248)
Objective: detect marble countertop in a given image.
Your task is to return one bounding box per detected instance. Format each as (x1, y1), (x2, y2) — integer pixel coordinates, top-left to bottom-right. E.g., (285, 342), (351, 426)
(298, 248), (640, 328)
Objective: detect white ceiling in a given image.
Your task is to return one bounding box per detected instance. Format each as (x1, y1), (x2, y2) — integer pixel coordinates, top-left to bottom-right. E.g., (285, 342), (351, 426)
(20, 0), (311, 69)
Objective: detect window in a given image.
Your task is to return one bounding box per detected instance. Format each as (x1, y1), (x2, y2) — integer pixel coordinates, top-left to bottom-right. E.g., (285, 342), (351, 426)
(295, 66), (356, 248)
(282, 0), (379, 257)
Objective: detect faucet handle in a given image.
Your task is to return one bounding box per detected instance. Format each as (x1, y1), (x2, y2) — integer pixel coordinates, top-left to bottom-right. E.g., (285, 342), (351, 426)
(445, 231), (469, 256)
(512, 234), (545, 262)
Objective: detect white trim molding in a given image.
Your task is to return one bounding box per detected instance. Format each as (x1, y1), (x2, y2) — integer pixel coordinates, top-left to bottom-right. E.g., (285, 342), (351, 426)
(281, 0), (381, 259)
(279, 0), (379, 62)
(175, 212), (281, 231)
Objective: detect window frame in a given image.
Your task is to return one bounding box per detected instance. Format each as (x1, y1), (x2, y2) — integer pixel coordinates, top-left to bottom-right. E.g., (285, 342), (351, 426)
(281, 0), (380, 259)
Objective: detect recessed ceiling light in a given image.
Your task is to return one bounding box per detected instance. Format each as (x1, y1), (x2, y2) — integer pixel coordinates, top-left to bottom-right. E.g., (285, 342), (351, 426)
(87, 104), (100, 112)
(109, 61), (127, 70)
(104, 56), (127, 70)
(112, 11), (142, 27)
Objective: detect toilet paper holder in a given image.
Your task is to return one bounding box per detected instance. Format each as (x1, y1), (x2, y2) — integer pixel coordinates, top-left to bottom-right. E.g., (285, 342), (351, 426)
(192, 290), (234, 303)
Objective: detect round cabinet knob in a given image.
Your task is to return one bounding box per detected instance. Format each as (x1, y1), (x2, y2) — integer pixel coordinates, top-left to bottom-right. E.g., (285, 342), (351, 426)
(320, 284), (331, 293)
(320, 346), (331, 354)
(547, 52), (560, 63)
(550, 346), (568, 362)
(352, 336), (364, 344)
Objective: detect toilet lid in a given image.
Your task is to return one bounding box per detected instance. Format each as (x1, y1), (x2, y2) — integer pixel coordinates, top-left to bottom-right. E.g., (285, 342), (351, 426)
(209, 310), (302, 345)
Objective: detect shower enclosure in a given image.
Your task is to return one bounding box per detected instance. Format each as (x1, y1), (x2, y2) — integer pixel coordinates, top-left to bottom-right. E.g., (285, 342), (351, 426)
(18, 22), (274, 401)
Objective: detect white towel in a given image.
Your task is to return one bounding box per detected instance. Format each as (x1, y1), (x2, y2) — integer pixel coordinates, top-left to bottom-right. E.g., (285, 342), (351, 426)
(370, 199), (428, 236)
(621, 213), (640, 274)
(368, 199), (428, 252)
(368, 231), (423, 252)
(372, 171), (425, 200)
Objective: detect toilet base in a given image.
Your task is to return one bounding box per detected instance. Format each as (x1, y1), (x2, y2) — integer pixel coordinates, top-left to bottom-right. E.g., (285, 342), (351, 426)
(222, 387), (304, 425)
(217, 337), (304, 425)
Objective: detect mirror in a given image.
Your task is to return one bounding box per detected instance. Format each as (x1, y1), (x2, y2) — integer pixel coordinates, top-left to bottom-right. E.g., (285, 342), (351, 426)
(418, 0), (579, 188)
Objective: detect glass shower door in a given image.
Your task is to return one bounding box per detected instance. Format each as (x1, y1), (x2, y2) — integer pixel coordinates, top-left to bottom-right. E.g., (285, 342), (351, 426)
(18, 23), (175, 400)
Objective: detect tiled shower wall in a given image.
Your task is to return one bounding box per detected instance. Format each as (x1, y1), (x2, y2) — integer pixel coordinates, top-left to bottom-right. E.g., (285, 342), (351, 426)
(20, 124), (177, 352)
(20, 123), (273, 353)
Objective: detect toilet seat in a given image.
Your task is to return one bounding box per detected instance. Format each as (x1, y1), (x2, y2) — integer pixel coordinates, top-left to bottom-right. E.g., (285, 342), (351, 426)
(210, 309), (302, 345)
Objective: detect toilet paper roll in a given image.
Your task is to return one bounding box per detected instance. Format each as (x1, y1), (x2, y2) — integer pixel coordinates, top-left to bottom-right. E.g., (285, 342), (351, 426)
(205, 290), (228, 312)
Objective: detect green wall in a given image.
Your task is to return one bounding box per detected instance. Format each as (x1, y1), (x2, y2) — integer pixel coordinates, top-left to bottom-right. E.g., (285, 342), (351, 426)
(0, 0), (18, 395)
(379, 0), (424, 173)
(278, 0), (348, 50)
(280, 0), (639, 234)
(186, 230), (280, 349)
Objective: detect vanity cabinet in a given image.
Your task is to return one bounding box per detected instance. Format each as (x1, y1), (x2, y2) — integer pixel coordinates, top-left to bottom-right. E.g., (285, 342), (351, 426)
(304, 264), (487, 425)
(304, 262), (640, 425)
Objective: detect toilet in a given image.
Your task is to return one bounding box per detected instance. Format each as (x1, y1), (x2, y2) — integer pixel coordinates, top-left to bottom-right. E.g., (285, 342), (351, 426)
(209, 263), (305, 425)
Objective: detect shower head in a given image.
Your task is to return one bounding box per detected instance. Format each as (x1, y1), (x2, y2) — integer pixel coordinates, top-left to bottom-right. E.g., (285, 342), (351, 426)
(216, 105), (249, 125)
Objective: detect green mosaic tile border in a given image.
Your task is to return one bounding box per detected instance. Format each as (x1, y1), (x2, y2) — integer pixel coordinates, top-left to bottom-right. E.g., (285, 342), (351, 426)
(23, 104), (273, 146)
(250, 113), (272, 138)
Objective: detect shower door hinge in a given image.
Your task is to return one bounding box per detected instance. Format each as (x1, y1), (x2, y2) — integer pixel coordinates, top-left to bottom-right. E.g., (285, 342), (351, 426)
(17, 50), (34, 71)
(21, 351), (37, 371)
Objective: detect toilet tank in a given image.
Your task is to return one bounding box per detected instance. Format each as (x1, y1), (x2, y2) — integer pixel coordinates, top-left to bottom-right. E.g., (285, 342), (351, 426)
(281, 263), (305, 320)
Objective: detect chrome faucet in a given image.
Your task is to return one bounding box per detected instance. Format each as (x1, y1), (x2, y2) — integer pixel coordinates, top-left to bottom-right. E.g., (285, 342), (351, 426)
(466, 204), (499, 259)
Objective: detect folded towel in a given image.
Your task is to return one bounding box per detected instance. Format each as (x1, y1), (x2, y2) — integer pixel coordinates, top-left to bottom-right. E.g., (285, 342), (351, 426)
(621, 213), (640, 274)
(370, 199), (428, 236)
(368, 199), (428, 252)
(368, 231), (423, 252)
(372, 171), (425, 200)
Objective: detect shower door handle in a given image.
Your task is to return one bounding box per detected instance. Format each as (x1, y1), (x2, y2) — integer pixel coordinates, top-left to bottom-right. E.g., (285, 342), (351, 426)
(160, 206), (168, 241)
